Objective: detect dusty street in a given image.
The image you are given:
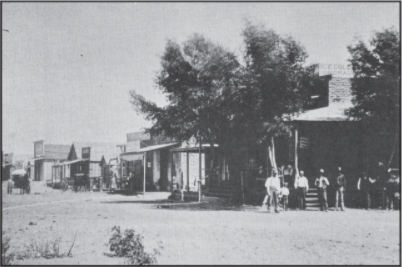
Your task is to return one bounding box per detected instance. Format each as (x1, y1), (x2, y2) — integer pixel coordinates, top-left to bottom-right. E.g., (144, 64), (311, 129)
(2, 182), (400, 265)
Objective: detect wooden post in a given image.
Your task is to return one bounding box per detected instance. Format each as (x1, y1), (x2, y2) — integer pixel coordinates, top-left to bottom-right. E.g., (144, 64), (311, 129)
(143, 152), (146, 195)
(186, 152), (190, 193)
(170, 151), (174, 193)
(295, 128), (299, 172)
(199, 139), (202, 203)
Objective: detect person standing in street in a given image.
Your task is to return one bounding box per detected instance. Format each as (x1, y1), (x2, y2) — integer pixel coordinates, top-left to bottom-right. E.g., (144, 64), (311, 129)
(357, 171), (376, 210)
(280, 182), (290, 211)
(335, 167), (347, 211)
(294, 170), (309, 211)
(265, 169), (281, 213)
(375, 161), (389, 209)
(315, 169), (330, 212)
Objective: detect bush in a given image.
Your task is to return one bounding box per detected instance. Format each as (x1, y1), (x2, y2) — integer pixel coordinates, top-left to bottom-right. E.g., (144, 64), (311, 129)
(2, 231), (15, 265)
(106, 226), (161, 265)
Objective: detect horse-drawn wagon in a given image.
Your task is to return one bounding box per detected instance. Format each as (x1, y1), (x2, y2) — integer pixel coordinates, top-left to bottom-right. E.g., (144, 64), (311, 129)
(60, 173), (90, 192)
(8, 169), (30, 194)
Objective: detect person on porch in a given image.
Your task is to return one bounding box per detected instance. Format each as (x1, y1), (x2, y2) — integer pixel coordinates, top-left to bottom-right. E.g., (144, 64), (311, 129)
(294, 170), (309, 211)
(335, 167), (347, 211)
(283, 164), (294, 188)
(265, 169), (281, 213)
(315, 169), (329, 212)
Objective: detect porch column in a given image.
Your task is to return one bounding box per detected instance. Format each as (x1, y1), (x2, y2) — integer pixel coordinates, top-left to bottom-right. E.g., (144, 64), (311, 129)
(199, 139), (202, 202)
(143, 152), (146, 195)
(295, 127), (299, 172)
(186, 152), (189, 193)
(170, 151), (174, 193)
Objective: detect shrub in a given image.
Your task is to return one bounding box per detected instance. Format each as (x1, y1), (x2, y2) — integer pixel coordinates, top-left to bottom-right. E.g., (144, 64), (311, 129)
(14, 236), (69, 260)
(106, 226), (161, 265)
(2, 231), (15, 265)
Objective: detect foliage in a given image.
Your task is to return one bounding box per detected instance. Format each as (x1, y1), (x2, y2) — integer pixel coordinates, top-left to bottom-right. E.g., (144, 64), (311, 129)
(16, 236), (67, 260)
(241, 21), (311, 142)
(2, 231), (14, 265)
(106, 226), (161, 265)
(346, 27), (400, 165)
(131, 21), (313, 173)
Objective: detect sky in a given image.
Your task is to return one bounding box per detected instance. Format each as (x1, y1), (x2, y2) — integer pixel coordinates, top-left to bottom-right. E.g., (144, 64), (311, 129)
(2, 2), (399, 156)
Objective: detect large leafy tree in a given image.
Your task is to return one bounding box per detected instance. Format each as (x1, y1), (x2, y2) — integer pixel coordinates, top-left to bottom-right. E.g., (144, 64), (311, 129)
(347, 28), (400, 167)
(131, 22), (313, 181)
(241, 22), (311, 170)
(131, 34), (241, 171)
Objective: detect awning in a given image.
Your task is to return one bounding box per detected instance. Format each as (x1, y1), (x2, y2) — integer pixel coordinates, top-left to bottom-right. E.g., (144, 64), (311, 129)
(137, 143), (179, 152)
(31, 157), (44, 161)
(120, 143), (179, 158)
(61, 159), (89, 165)
(290, 102), (354, 121)
(171, 144), (219, 153)
(120, 154), (143, 162)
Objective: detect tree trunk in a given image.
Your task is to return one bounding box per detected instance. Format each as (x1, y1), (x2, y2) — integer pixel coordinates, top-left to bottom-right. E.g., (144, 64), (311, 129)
(267, 136), (278, 175)
(387, 131), (399, 169)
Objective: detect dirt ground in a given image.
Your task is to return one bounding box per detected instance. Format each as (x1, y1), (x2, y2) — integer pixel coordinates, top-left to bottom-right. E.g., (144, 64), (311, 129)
(2, 181), (400, 265)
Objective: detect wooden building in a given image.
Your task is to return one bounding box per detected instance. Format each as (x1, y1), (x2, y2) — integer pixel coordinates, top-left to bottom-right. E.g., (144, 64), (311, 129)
(53, 142), (120, 189)
(31, 140), (70, 183)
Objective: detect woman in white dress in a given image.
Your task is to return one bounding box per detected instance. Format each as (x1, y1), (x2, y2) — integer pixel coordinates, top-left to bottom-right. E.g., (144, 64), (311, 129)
(111, 173), (117, 192)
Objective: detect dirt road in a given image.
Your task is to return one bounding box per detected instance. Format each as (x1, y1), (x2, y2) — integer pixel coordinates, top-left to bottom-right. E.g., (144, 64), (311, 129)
(2, 182), (400, 265)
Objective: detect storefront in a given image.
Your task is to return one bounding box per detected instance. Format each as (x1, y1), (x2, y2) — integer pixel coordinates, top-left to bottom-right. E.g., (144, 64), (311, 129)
(119, 143), (179, 192)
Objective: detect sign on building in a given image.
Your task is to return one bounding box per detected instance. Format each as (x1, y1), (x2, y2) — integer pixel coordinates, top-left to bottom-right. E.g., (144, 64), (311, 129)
(82, 147), (91, 159)
(317, 64), (354, 78)
(4, 153), (13, 164)
(34, 141), (44, 158)
(127, 132), (150, 142)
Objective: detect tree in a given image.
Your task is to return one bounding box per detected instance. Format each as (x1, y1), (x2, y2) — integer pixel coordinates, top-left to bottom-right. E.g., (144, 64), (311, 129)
(346, 27), (400, 167)
(241, 22), (311, 170)
(130, 34), (241, 173)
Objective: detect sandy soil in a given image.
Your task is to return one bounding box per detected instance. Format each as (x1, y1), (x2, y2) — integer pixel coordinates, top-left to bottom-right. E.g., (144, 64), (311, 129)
(2, 181), (400, 265)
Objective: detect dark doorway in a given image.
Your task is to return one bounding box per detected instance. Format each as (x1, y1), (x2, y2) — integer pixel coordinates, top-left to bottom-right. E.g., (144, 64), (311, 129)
(159, 149), (169, 191)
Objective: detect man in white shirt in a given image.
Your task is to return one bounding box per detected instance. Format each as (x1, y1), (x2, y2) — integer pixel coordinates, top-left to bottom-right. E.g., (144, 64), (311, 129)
(294, 170), (309, 211)
(315, 169), (330, 212)
(265, 169), (281, 213)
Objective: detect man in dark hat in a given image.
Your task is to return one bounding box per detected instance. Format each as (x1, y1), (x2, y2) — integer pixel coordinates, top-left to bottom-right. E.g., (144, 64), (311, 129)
(315, 169), (330, 212)
(335, 167), (347, 211)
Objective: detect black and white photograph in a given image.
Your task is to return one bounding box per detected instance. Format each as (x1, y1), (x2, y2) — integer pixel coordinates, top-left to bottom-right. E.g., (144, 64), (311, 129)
(2, 2), (401, 265)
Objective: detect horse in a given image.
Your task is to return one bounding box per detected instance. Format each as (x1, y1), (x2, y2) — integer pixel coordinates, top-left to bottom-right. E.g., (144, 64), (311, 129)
(20, 174), (30, 194)
(73, 174), (89, 192)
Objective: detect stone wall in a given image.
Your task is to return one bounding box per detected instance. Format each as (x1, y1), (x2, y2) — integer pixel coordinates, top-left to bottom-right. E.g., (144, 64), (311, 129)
(328, 77), (352, 103)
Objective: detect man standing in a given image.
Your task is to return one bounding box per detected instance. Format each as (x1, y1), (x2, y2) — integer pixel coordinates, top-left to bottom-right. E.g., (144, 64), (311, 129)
(294, 170), (309, 211)
(315, 169), (330, 212)
(357, 171), (376, 210)
(335, 167), (347, 211)
(375, 161), (389, 209)
(265, 169), (281, 213)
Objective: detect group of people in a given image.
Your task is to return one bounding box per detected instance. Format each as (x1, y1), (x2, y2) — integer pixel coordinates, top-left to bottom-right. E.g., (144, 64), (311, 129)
(262, 161), (399, 213)
(109, 171), (137, 195)
(357, 161), (400, 211)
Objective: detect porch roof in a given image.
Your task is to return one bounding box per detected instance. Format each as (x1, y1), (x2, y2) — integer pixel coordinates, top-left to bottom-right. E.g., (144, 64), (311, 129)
(61, 158), (89, 165)
(290, 102), (354, 121)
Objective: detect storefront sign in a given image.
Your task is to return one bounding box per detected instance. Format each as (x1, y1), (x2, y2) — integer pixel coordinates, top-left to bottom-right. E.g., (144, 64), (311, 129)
(82, 147), (91, 159)
(318, 64), (353, 78)
(34, 141), (44, 158)
(4, 153), (13, 164)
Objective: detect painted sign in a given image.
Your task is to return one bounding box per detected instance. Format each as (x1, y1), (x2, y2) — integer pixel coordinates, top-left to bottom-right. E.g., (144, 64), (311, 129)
(318, 64), (353, 78)
(34, 141), (44, 158)
(82, 147), (91, 159)
(127, 132), (151, 142)
(4, 153), (13, 164)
